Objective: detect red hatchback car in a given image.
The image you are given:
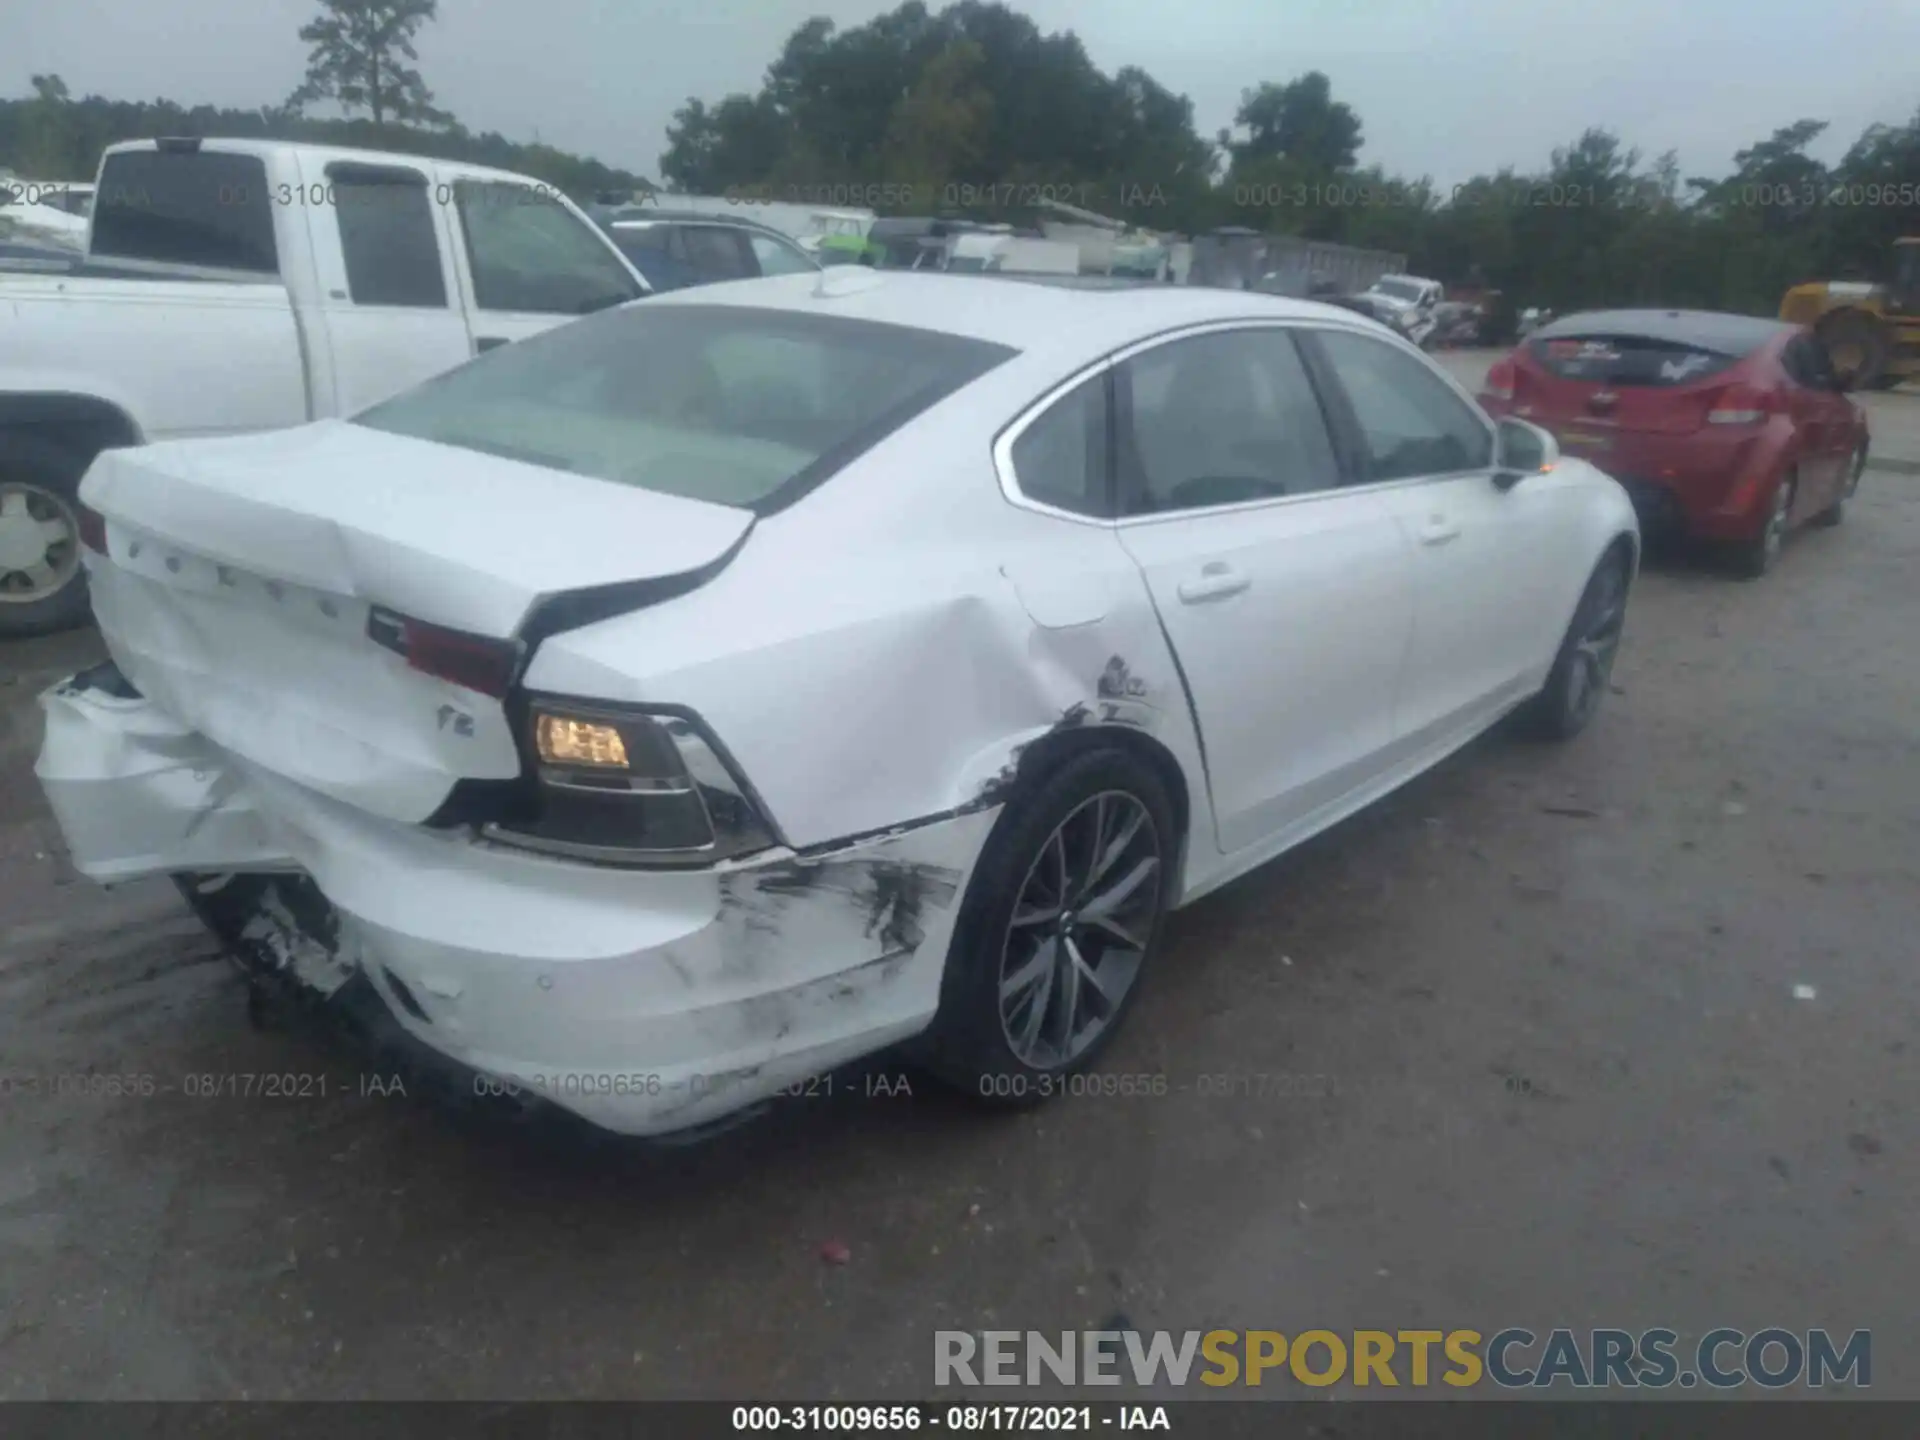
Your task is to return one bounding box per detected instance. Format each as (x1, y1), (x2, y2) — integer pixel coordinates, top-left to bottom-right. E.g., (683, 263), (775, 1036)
(1479, 310), (1870, 577)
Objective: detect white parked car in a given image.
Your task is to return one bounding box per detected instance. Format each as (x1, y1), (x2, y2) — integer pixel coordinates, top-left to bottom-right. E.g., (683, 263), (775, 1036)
(1363, 273), (1446, 347)
(0, 138), (649, 637)
(36, 273), (1638, 1139)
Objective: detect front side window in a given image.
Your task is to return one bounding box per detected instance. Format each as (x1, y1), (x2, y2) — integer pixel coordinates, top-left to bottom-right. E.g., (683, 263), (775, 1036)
(454, 181), (641, 315)
(1117, 328), (1340, 515)
(1008, 374), (1110, 518)
(331, 167), (446, 308)
(355, 304), (1015, 514)
(1310, 329), (1493, 482)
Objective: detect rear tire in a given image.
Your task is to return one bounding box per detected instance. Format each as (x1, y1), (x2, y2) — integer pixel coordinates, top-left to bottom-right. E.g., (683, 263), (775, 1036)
(0, 431), (93, 638)
(916, 748), (1176, 1105)
(1729, 472), (1794, 579)
(1516, 547), (1631, 742)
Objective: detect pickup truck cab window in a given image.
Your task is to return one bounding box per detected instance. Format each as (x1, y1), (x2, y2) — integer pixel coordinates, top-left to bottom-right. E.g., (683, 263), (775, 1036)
(454, 181), (642, 316)
(90, 149), (277, 274)
(328, 166), (447, 309)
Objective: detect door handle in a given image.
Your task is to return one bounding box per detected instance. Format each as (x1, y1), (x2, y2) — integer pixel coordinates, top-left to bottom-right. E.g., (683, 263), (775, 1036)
(1176, 564), (1250, 604)
(1417, 515), (1462, 546)
(475, 336), (509, 353)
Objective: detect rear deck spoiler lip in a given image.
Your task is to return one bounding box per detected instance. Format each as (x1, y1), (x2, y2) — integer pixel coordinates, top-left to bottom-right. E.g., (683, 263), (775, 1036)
(516, 516), (755, 650)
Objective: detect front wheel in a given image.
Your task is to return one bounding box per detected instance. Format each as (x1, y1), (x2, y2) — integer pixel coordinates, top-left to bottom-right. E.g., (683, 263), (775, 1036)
(917, 748), (1176, 1102)
(1813, 447), (1866, 528)
(1516, 548), (1631, 742)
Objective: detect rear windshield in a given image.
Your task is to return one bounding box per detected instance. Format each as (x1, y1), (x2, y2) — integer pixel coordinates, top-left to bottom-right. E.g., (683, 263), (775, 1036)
(354, 303), (1016, 513)
(1529, 335), (1742, 387)
(1371, 278), (1425, 301)
(91, 150), (278, 273)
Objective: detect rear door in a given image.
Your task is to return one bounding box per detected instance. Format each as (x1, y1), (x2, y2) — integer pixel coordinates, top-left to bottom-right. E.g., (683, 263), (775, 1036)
(297, 157), (475, 414)
(1304, 326), (1564, 740)
(1111, 324), (1416, 855)
(446, 178), (645, 354)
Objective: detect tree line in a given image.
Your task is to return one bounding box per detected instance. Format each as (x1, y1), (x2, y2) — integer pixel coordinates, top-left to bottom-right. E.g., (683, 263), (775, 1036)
(4, 0), (1918, 316)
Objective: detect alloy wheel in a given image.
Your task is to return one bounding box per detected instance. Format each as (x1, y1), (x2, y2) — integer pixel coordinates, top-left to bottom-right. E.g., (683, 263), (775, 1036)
(0, 481), (80, 604)
(1564, 561), (1628, 727)
(998, 791), (1162, 1069)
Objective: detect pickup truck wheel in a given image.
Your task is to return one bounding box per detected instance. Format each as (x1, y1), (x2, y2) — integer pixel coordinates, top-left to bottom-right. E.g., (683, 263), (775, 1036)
(0, 432), (92, 638)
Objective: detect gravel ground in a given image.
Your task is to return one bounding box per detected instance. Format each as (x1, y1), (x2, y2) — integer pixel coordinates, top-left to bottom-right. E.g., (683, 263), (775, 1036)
(1, 360), (1915, 1401)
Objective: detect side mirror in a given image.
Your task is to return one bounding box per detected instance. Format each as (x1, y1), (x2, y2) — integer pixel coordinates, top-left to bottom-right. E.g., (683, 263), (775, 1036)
(1492, 417), (1558, 490)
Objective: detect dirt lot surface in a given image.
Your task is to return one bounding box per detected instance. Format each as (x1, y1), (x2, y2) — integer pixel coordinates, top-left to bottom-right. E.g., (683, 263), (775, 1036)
(2, 362), (1916, 1401)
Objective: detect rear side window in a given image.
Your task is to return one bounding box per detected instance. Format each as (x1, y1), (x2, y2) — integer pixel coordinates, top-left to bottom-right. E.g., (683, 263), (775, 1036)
(91, 150), (277, 273)
(607, 223), (689, 290)
(679, 225), (757, 283)
(354, 303), (1016, 514)
(1009, 374), (1110, 517)
(1781, 336), (1838, 390)
(331, 167), (446, 308)
(1529, 334), (1741, 387)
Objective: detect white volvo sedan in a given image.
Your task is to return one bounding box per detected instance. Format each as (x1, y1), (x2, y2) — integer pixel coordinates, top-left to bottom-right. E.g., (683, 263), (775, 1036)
(36, 271), (1637, 1137)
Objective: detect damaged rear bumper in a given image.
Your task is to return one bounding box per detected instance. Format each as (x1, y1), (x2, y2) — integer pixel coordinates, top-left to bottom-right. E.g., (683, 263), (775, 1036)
(36, 671), (994, 1137)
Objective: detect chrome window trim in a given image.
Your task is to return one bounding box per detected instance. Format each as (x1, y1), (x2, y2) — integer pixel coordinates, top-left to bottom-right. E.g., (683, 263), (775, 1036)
(990, 315), (1500, 530)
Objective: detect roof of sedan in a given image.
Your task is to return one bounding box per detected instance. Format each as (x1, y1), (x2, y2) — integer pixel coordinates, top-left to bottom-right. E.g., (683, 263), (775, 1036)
(1533, 308), (1797, 355)
(638, 270), (1370, 358)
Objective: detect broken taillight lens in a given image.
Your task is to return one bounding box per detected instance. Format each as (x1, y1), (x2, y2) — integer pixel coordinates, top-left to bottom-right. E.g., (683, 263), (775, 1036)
(366, 606), (521, 699)
(486, 699), (777, 867)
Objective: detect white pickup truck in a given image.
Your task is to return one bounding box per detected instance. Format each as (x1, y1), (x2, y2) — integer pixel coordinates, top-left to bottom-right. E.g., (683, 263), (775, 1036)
(0, 136), (651, 637)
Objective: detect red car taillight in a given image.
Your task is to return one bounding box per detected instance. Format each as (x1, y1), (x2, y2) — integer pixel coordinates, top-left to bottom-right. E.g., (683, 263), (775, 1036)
(1705, 381), (1777, 426)
(76, 501), (108, 554)
(366, 605), (522, 699)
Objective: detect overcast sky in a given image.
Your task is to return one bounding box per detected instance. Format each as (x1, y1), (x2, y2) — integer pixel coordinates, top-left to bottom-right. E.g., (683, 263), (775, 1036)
(4, 0), (1917, 188)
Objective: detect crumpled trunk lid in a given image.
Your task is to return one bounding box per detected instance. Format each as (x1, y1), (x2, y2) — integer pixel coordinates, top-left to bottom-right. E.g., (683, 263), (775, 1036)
(79, 420), (752, 825)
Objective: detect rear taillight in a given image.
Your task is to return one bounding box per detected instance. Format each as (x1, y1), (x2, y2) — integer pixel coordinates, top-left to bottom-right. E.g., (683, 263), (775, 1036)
(76, 502), (108, 555)
(485, 699), (776, 866)
(1482, 356), (1517, 403)
(366, 606), (521, 699)
(1706, 382), (1777, 426)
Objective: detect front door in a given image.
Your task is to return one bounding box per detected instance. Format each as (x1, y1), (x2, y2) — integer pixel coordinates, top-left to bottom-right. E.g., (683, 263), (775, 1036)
(446, 180), (645, 356)
(1302, 326), (1557, 745)
(1111, 325), (1417, 855)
